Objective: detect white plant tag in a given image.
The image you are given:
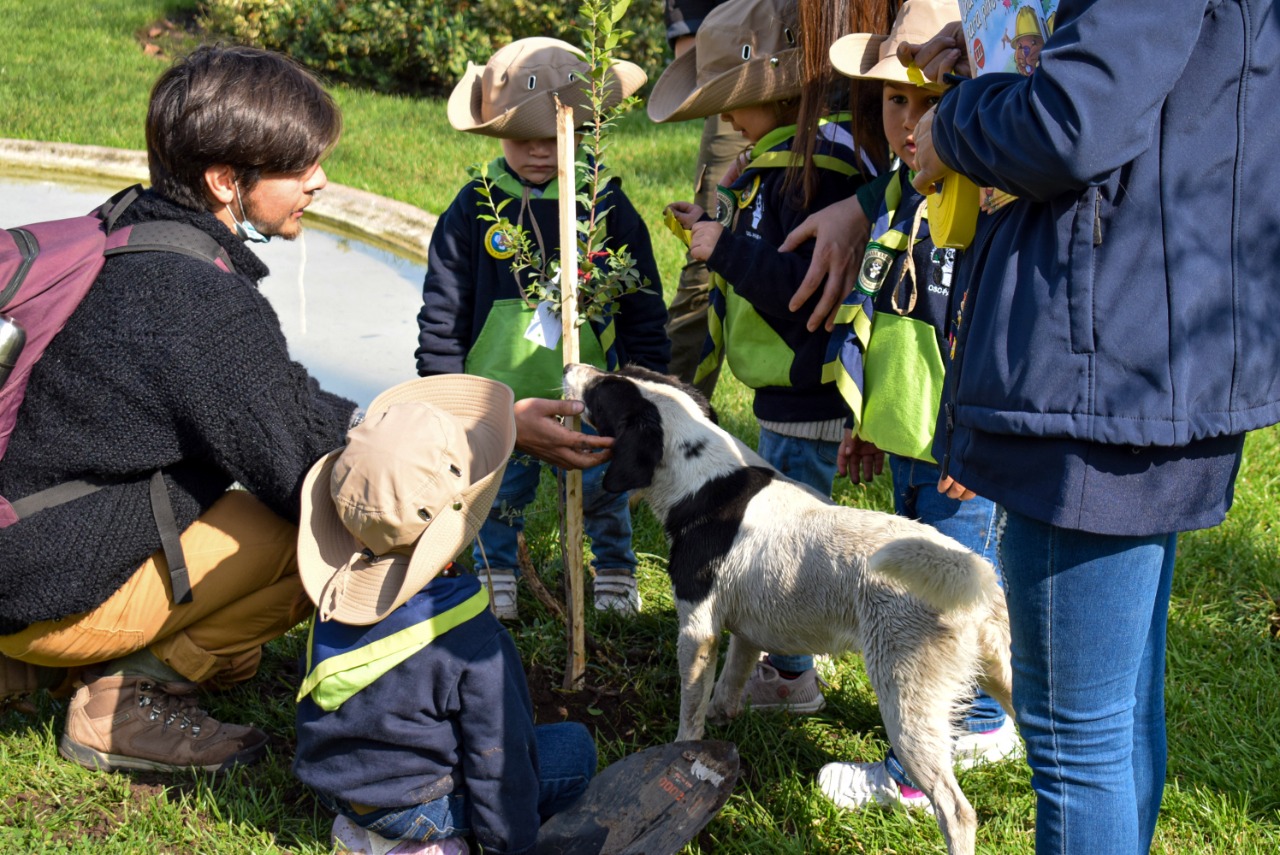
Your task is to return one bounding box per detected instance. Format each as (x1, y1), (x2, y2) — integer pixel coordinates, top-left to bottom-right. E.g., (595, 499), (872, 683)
(524, 300), (563, 349)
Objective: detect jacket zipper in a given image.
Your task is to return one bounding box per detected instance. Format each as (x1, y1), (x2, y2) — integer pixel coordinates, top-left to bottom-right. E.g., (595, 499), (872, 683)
(939, 210), (1002, 478)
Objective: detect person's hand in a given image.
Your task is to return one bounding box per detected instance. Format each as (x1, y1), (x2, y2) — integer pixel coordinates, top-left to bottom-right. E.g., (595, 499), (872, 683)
(779, 194), (870, 332)
(673, 34), (696, 59)
(896, 21), (970, 81)
(937, 474), (976, 501)
(838, 430), (885, 485)
(909, 107), (952, 195)
(667, 200), (707, 229)
(513, 397), (613, 470)
(686, 220), (724, 262)
(719, 150), (752, 187)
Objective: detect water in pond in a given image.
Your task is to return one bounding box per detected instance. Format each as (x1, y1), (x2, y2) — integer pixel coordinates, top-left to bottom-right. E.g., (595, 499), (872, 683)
(1, 172), (426, 407)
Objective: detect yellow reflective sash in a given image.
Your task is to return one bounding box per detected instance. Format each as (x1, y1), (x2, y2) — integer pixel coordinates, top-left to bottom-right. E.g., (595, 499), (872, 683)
(297, 588), (490, 712)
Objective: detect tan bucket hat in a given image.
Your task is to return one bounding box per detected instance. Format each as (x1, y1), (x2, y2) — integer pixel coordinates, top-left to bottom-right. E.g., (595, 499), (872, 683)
(448, 37), (647, 139)
(828, 0), (959, 90)
(298, 375), (516, 626)
(647, 0), (802, 124)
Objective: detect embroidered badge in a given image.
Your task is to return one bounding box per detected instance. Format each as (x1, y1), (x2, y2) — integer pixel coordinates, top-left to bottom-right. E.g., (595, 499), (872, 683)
(737, 175), (762, 209)
(714, 186), (736, 229)
(484, 223), (517, 260)
(857, 244), (894, 297)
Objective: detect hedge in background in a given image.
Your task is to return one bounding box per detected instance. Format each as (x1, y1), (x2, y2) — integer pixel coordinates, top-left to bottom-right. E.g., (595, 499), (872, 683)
(199, 0), (669, 97)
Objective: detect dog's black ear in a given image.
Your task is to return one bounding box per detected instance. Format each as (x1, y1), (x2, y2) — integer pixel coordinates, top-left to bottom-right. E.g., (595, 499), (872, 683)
(619, 364), (714, 421)
(583, 376), (665, 493)
(604, 406), (664, 492)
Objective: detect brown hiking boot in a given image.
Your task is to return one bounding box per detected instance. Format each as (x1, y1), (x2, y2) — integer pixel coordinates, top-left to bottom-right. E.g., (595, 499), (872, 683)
(0, 652), (65, 703)
(58, 674), (268, 773)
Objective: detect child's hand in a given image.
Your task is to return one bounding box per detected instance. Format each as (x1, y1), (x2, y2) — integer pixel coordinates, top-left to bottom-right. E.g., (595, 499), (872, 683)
(687, 220), (724, 262)
(667, 201), (707, 229)
(937, 474), (976, 501)
(838, 430), (884, 485)
(719, 150), (752, 187)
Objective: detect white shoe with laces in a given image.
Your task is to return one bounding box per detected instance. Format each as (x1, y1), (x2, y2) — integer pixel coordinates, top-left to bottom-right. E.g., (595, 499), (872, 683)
(592, 569), (641, 615)
(953, 717), (1023, 770)
(817, 759), (934, 814)
(480, 568), (519, 621)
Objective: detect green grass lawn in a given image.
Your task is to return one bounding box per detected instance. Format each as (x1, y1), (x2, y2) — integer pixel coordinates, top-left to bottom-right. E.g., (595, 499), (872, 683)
(3, 1), (1280, 852)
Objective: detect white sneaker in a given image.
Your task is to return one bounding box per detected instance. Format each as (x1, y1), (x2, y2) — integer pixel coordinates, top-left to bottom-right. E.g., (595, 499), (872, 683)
(480, 568), (519, 621)
(592, 569), (641, 615)
(817, 759), (933, 814)
(331, 814), (470, 854)
(953, 717), (1022, 770)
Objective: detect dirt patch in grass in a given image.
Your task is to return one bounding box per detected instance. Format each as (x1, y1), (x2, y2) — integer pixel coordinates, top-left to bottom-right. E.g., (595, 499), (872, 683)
(526, 661), (647, 745)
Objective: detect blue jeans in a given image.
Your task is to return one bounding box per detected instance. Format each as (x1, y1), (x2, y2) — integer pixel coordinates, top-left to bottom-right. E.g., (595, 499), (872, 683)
(1001, 509), (1175, 855)
(758, 426), (839, 675)
(328, 722), (597, 842)
(474, 429), (636, 574)
(883, 455), (1007, 789)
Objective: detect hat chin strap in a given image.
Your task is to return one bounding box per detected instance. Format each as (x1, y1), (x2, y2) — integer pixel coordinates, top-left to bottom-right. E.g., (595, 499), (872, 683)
(317, 556), (361, 622)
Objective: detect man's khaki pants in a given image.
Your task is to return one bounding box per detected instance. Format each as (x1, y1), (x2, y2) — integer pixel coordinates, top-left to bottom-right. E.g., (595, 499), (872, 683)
(0, 491), (309, 688)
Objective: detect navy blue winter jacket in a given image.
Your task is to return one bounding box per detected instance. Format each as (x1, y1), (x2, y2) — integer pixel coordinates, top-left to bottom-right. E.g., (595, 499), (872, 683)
(933, 0), (1280, 463)
(294, 575), (539, 855)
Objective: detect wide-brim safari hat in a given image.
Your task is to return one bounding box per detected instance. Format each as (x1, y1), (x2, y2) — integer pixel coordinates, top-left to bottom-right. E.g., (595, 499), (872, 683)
(647, 0), (802, 124)
(828, 0), (958, 90)
(298, 375), (516, 625)
(448, 36), (646, 139)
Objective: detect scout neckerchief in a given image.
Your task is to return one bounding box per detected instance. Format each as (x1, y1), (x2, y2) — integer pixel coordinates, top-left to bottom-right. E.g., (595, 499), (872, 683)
(297, 575), (490, 712)
(824, 166), (921, 427)
(693, 114), (859, 386)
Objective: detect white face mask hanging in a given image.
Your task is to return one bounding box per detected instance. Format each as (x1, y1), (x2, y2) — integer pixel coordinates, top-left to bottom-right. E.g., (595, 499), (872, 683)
(232, 180), (270, 244)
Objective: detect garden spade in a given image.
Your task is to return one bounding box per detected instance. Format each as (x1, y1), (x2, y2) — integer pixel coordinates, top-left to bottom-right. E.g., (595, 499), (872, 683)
(536, 740), (739, 854)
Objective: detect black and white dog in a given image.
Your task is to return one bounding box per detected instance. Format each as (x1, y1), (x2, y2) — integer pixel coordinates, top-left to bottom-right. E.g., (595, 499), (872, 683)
(564, 363), (1013, 855)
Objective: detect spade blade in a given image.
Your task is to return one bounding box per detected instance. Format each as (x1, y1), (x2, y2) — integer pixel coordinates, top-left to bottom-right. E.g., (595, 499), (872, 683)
(536, 740), (740, 855)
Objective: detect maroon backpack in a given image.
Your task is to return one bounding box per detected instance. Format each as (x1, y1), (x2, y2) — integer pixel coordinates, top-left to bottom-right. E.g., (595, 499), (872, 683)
(0, 185), (236, 604)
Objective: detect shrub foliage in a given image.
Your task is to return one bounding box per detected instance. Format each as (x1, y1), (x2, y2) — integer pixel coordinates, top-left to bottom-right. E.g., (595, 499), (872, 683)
(199, 0), (669, 96)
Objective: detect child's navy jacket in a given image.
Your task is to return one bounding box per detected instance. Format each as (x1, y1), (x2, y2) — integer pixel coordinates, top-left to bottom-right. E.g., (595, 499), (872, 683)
(294, 574), (540, 855)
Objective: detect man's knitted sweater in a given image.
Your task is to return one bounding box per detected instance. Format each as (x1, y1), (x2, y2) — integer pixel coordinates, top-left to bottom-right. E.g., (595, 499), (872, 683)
(0, 190), (354, 635)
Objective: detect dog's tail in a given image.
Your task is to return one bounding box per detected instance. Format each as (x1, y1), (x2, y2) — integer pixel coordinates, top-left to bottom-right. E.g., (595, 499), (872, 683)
(868, 537), (999, 612)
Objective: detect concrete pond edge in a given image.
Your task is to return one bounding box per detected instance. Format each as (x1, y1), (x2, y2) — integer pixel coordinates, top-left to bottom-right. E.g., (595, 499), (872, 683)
(0, 138), (435, 262)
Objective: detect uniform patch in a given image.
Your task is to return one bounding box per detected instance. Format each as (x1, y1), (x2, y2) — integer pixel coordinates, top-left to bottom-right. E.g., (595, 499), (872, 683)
(857, 244), (895, 297)
(714, 186), (736, 228)
(484, 222), (518, 260)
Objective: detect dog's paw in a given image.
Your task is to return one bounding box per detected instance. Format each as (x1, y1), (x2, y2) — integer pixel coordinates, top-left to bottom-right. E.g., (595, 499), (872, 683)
(707, 696), (742, 725)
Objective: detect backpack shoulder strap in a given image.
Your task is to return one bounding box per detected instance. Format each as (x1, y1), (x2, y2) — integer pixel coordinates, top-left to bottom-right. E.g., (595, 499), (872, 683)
(95, 184), (237, 274)
(105, 221), (237, 274)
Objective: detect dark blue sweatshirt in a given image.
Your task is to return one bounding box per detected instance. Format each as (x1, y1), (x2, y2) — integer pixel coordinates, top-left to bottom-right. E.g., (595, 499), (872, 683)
(294, 574), (540, 855)
(931, 0), (1276, 533)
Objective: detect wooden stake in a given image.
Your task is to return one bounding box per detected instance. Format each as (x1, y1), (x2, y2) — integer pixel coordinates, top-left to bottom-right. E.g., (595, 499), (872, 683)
(555, 98), (587, 690)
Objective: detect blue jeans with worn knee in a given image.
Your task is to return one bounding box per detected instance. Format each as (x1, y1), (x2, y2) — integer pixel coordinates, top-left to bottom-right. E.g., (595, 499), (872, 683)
(327, 722), (597, 842)
(474, 430), (636, 574)
(1000, 508), (1175, 855)
(757, 426), (840, 675)
(882, 454), (1006, 788)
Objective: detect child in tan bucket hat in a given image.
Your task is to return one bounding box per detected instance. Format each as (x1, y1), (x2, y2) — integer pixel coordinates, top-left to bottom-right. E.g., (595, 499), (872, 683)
(293, 375), (597, 855)
(650, 0), (867, 716)
(421, 37), (671, 621)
